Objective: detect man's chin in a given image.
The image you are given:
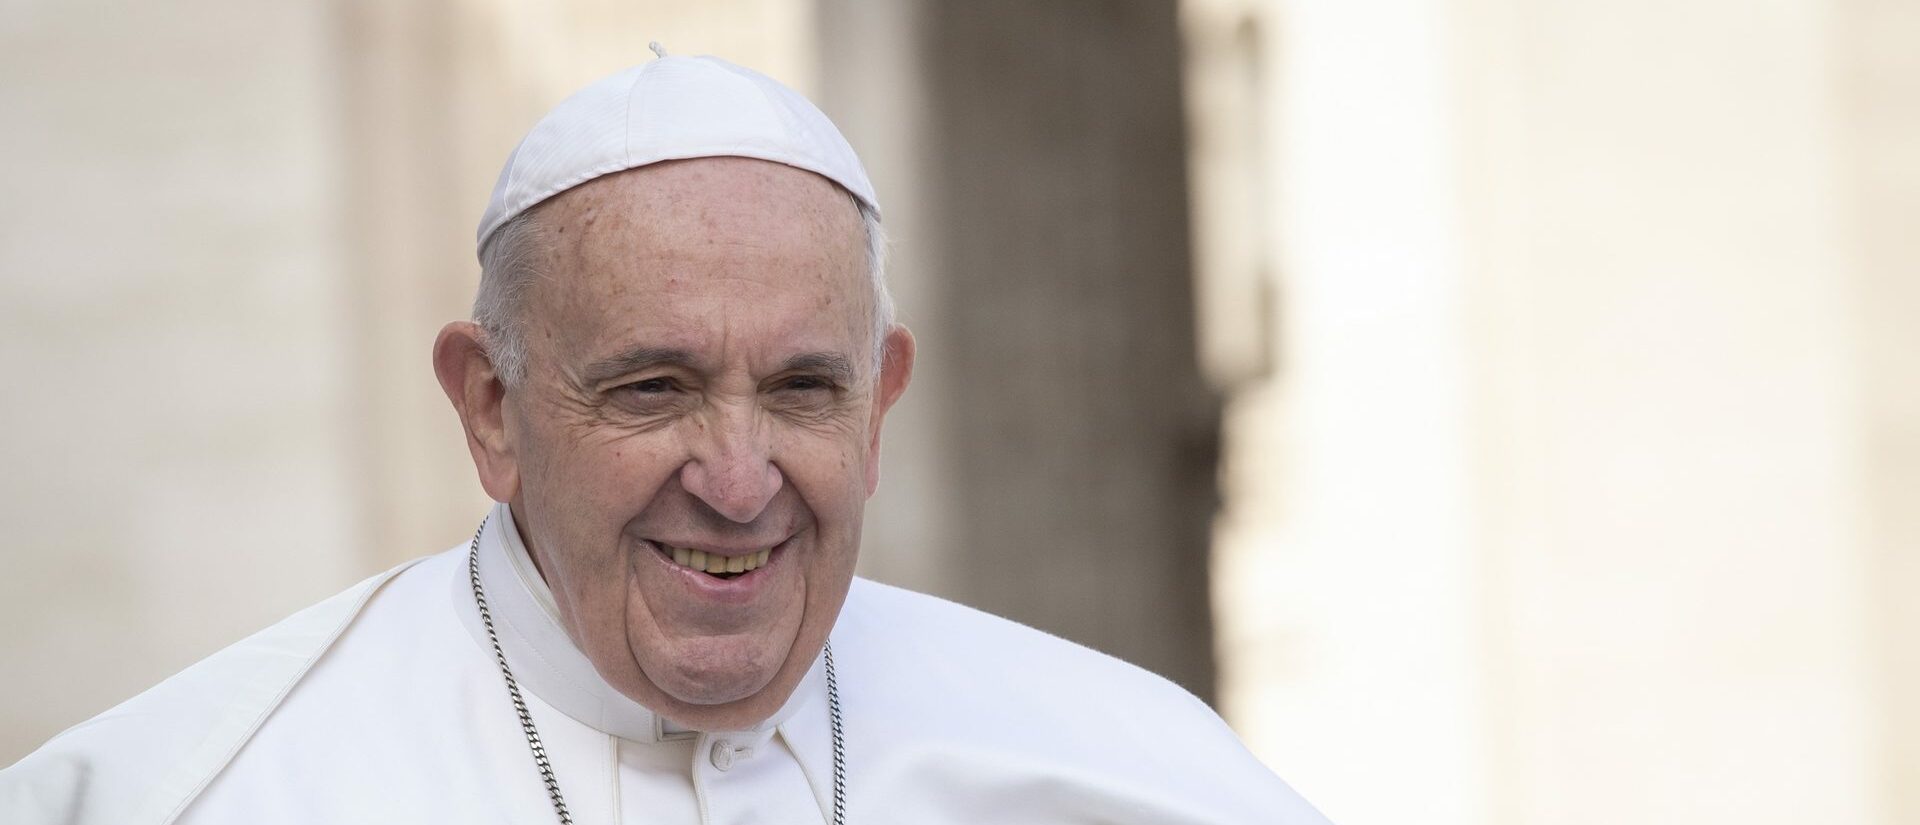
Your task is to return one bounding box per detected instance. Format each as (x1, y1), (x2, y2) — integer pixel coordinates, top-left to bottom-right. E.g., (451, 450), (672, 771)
(657, 669), (772, 707)
(649, 680), (790, 731)
(631, 648), (796, 729)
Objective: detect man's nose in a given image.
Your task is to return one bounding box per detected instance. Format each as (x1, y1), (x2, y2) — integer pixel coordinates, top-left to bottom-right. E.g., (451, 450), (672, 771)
(678, 409), (782, 524)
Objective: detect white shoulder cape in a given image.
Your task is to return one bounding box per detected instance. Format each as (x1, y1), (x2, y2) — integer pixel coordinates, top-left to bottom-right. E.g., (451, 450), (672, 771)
(3, 550), (1328, 824)
(1, 561), (420, 824)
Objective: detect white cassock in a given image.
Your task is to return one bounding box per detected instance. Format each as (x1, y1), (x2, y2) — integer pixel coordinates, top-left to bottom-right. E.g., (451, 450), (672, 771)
(3, 504), (1331, 824)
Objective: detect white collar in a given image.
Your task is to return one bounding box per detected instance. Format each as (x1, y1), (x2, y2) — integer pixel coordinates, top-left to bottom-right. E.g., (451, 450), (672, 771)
(452, 502), (824, 745)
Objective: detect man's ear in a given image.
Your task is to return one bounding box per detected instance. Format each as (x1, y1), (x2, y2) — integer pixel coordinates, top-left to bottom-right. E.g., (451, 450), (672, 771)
(864, 324), (917, 497)
(433, 322), (519, 503)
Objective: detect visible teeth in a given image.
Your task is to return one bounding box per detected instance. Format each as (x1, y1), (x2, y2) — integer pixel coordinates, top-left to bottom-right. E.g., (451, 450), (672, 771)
(664, 544), (775, 575)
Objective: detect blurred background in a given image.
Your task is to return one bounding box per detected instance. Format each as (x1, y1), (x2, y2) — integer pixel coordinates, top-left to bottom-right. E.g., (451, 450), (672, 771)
(2, 0), (1915, 822)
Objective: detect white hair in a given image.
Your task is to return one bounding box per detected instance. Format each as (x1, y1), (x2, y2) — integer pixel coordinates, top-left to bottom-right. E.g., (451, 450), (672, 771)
(474, 195), (893, 386)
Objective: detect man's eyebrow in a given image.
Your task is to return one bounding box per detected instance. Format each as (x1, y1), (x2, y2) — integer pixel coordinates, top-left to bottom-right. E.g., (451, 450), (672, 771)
(581, 347), (700, 384)
(781, 352), (855, 382)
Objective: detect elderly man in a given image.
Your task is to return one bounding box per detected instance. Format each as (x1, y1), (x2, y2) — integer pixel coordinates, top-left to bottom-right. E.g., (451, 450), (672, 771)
(3, 54), (1328, 824)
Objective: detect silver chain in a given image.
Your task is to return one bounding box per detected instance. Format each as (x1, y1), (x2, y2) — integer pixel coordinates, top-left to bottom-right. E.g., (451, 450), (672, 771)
(466, 519), (847, 824)
(823, 640), (847, 824)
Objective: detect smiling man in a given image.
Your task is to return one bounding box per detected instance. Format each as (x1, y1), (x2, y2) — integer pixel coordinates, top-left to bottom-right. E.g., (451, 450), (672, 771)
(441, 153), (908, 736)
(3, 54), (1328, 824)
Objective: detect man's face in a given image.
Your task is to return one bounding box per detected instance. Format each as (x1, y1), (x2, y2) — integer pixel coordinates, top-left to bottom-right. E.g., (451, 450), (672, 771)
(495, 157), (906, 729)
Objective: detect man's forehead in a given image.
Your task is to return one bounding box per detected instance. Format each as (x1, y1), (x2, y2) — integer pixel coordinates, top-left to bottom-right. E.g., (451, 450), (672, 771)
(522, 162), (873, 377)
(532, 160), (869, 307)
(547, 157), (862, 242)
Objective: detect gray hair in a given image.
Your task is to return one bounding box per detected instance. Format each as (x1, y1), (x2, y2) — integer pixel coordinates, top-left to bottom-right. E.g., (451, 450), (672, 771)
(474, 196), (893, 386)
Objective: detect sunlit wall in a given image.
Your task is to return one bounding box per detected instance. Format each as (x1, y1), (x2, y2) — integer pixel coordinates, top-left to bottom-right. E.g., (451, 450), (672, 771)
(1190, 1), (1919, 823)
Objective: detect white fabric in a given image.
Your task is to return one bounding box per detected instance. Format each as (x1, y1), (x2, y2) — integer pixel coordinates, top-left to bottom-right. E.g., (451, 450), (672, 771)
(476, 54), (879, 252)
(0, 562), (418, 824)
(3, 509), (1331, 824)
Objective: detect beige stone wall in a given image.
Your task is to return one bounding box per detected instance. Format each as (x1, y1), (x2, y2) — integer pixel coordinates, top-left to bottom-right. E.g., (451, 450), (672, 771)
(1460, 1), (1880, 820)
(1195, 0), (1920, 822)
(0, 0), (362, 764)
(1836, 1), (1920, 817)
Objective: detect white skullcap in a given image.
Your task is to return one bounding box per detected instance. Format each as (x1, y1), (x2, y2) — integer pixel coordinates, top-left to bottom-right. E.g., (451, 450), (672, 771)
(476, 53), (878, 255)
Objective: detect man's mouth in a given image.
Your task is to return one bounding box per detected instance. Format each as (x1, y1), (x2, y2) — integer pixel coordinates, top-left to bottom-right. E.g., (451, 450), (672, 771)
(660, 544), (773, 580)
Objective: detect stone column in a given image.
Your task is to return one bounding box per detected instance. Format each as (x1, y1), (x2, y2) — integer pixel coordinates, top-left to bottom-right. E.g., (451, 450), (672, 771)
(1836, 0), (1920, 816)
(0, 0), (362, 762)
(821, 0), (1219, 699)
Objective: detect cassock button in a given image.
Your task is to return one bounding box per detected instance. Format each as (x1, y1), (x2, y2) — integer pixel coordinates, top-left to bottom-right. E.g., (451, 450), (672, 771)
(710, 739), (751, 771)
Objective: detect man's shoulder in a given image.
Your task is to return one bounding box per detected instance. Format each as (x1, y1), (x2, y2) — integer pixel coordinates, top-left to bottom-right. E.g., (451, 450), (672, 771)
(837, 577), (1228, 739)
(833, 578), (1328, 823)
(840, 577), (1211, 711)
(0, 553), (444, 825)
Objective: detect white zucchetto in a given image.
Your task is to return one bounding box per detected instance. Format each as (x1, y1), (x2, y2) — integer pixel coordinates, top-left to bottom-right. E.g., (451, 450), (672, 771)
(476, 53), (879, 254)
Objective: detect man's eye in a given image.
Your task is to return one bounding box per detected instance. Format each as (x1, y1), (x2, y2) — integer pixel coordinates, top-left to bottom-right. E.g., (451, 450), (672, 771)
(782, 376), (832, 392)
(622, 377), (675, 394)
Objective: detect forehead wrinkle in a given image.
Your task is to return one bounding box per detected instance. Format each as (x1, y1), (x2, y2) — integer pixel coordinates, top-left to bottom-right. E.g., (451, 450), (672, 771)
(530, 158), (873, 371)
(554, 162), (862, 272)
